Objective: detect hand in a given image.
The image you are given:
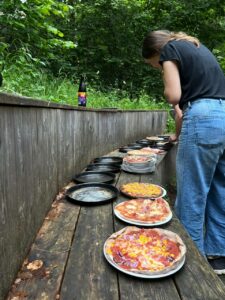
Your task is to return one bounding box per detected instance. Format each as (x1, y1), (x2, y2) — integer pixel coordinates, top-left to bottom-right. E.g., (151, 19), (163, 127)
(169, 134), (178, 142)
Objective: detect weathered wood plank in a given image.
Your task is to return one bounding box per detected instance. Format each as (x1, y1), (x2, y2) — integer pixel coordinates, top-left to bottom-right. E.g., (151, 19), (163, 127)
(167, 217), (225, 300)
(6, 199), (80, 300)
(5, 145), (225, 300)
(1, 92), (169, 299)
(60, 152), (121, 300)
(0, 107), (19, 299)
(219, 275), (225, 284)
(60, 204), (119, 300)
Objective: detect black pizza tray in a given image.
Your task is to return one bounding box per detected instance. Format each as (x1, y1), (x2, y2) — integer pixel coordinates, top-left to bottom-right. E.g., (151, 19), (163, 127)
(121, 169), (155, 175)
(66, 183), (119, 205)
(127, 143), (143, 147)
(157, 135), (170, 142)
(119, 145), (143, 153)
(86, 164), (121, 173)
(93, 156), (123, 165)
(136, 139), (153, 146)
(72, 171), (115, 184)
(152, 142), (173, 151)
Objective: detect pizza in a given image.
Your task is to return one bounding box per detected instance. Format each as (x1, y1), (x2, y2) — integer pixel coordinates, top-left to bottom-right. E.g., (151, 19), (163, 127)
(120, 182), (164, 198)
(127, 149), (157, 156)
(146, 136), (164, 141)
(123, 155), (152, 164)
(114, 198), (172, 225)
(104, 226), (186, 276)
(141, 147), (165, 154)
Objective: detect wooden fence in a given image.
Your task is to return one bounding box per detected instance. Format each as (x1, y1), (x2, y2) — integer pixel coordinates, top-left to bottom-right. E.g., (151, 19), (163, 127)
(0, 92), (168, 299)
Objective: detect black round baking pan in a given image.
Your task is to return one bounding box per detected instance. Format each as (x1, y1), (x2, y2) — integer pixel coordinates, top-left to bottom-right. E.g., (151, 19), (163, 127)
(136, 139), (153, 146)
(86, 164), (121, 173)
(119, 145), (143, 153)
(127, 143), (144, 147)
(151, 143), (173, 151)
(157, 135), (170, 141)
(156, 141), (172, 147)
(88, 161), (121, 168)
(72, 171), (115, 184)
(66, 183), (119, 205)
(93, 156), (123, 165)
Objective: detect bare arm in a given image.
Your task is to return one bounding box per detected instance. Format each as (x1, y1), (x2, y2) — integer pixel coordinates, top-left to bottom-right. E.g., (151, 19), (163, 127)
(161, 60), (182, 141)
(169, 104), (183, 142)
(162, 61), (181, 105)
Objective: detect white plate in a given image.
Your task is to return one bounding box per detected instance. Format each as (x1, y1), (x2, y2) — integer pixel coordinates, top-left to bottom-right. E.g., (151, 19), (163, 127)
(121, 164), (156, 174)
(114, 206), (172, 227)
(103, 245), (186, 279)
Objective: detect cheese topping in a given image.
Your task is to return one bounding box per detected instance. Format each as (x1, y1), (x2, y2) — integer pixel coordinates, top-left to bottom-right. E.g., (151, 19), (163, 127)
(121, 182), (163, 198)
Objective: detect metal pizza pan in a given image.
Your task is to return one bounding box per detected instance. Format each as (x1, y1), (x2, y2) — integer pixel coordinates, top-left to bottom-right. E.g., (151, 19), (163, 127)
(93, 156), (123, 165)
(86, 164), (121, 173)
(72, 171), (115, 184)
(66, 183), (119, 205)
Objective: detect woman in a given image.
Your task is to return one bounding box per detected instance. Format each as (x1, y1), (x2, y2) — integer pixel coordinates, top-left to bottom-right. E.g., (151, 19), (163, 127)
(142, 30), (225, 274)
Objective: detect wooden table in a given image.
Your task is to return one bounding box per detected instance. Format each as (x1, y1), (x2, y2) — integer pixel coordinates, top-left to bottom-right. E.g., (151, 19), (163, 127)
(7, 150), (225, 300)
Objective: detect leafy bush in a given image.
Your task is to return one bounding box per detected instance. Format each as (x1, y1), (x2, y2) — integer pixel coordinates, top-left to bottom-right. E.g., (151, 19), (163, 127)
(1, 0), (224, 103)
(0, 52), (175, 133)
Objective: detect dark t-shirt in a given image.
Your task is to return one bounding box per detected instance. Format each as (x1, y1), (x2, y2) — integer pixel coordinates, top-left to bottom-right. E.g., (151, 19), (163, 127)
(159, 40), (225, 110)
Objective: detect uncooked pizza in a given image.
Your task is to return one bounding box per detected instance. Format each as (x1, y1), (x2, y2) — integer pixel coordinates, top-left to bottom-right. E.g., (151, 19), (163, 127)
(127, 149), (157, 156)
(104, 226), (186, 276)
(114, 198), (172, 225)
(123, 156), (152, 164)
(120, 182), (164, 198)
(146, 136), (164, 141)
(141, 147), (165, 154)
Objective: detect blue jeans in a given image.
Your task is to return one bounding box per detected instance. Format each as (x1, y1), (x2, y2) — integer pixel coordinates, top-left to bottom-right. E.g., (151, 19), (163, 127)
(175, 99), (225, 256)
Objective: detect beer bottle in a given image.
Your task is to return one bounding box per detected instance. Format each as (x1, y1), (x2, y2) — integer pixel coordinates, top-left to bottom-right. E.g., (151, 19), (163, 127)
(78, 75), (87, 107)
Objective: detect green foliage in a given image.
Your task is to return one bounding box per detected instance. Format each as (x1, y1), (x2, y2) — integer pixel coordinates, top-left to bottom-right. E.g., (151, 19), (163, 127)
(0, 0), (224, 108)
(213, 47), (225, 72)
(0, 0), (75, 68)
(64, 0), (225, 98)
(0, 55), (74, 104)
(0, 51), (176, 134)
(0, 53), (169, 111)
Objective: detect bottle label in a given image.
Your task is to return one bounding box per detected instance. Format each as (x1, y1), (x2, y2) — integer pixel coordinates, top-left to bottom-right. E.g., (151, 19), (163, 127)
(78, 92), (87, 106)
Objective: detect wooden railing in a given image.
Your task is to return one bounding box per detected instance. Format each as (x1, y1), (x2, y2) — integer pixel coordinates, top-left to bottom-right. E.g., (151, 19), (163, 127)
(0, 92), (169, 299)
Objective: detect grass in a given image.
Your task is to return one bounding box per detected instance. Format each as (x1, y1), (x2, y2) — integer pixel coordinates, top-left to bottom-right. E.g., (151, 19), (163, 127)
(0, 64), (164, 109)
(0, 61), (76, 105)
(0, 55), (175, 132)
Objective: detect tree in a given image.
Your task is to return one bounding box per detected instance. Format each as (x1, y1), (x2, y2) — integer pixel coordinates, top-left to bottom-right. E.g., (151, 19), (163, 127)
(0, 0), (75, 68)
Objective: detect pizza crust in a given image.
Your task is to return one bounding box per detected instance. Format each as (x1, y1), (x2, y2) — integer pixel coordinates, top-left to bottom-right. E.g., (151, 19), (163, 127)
(114, 198), (172, 225)
(146, 136), (164, 141)
(123, 156), (153, 163)
(127, 149), (157, 156)
(104, 226), (186, 276)
(120, 182), (164, 198)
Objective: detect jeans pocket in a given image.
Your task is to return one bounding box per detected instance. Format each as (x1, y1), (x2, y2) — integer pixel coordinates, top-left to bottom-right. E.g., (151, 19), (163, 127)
(194, 116), (225, 148)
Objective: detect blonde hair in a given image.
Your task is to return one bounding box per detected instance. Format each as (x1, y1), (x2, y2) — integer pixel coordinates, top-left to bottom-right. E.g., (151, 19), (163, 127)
(142, 30), (200, 59)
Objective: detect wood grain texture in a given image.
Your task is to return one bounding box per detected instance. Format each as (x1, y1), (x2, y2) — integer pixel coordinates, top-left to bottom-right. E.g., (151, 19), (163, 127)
(7, 199), (80, 300)
(60, 204), (119, 300)
(168, 217), (225, 300)
(0, 92), (168, 299)
(5, 148), (225, 300)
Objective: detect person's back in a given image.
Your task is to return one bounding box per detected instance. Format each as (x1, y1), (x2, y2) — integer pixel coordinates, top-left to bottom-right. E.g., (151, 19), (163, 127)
(142, 29), (225, 274)
(160, 40), (225, 109)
